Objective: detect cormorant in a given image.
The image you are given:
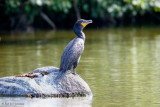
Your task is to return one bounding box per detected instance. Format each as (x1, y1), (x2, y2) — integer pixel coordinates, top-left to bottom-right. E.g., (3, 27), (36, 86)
(55, 19), (92, 81)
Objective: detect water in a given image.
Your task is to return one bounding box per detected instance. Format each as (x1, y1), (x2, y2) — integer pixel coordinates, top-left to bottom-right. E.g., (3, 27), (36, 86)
(0, 27), (160, 107)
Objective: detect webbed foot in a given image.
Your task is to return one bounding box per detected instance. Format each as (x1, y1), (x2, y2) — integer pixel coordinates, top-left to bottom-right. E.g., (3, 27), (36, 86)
(72, 72), (77, 75)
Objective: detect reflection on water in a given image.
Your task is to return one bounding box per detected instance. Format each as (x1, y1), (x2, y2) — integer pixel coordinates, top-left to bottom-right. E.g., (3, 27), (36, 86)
(0, 97), (92, 107)
(1, 27), (160, 106)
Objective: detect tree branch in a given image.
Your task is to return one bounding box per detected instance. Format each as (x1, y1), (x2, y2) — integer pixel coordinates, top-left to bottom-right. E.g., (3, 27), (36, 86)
(73, 0), (81, 20)
(40, 11), (56, 30)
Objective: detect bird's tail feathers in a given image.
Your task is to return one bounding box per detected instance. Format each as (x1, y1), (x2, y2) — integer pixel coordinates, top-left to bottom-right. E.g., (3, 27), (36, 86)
(54, 70), (66, 82)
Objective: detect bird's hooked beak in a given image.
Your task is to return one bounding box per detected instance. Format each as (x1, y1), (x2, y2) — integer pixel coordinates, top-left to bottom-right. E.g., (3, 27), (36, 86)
(81, 20), (93, 27)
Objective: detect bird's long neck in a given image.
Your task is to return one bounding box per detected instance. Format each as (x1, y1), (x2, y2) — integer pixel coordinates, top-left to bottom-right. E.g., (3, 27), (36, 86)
(74, 27), (85, 40)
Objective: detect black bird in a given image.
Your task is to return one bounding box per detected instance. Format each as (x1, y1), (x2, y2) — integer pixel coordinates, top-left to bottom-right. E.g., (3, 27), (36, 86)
(55, 19), (92, 81)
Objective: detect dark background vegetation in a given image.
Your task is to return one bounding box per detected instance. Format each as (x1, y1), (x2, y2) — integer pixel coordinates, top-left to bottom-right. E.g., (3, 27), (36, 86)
(1, 0), (160, 31)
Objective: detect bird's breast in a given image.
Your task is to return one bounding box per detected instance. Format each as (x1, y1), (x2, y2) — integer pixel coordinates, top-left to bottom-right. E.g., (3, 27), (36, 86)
(71, 38), (84, 53)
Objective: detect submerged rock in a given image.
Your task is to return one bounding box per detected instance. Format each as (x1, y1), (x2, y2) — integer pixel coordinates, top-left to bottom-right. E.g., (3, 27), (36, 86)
(0, 66), (92, 97)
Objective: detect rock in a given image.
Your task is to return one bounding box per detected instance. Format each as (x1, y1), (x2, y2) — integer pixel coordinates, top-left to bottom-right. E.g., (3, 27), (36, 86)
(0, 66), (92, 97)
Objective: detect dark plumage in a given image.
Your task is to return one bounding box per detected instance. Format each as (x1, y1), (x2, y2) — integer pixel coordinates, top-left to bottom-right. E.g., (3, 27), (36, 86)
(55, 19), (92, 81)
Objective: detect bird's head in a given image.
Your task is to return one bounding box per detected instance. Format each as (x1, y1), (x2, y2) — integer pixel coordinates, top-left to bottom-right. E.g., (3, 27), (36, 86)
(74, 19), (92, 31)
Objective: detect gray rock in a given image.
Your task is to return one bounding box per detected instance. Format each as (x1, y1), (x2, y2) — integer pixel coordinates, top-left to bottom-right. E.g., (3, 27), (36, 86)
(0, 66), (92, 97)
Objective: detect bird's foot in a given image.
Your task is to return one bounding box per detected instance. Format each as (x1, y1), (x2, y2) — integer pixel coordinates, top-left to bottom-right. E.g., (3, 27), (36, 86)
(72, 72), (77, 75)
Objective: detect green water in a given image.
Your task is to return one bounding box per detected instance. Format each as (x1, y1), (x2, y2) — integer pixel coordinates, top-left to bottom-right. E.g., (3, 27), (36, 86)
(1, 27), (160, 107)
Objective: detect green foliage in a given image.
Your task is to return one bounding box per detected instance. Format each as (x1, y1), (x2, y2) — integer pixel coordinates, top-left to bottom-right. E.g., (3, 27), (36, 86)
(4, 0), (160, 18)
(4, 0), (160, 17)
(4, 0), (72, 18)
(2, 0), (160, 30)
